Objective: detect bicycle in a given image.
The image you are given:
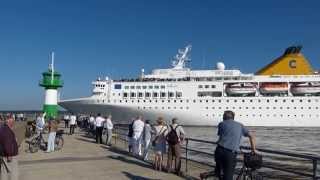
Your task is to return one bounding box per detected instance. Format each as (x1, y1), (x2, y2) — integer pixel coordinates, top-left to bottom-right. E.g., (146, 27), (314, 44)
(28, 130), (64, 153)
(236, 152), (263, 180)
(29, 131), (46, 153)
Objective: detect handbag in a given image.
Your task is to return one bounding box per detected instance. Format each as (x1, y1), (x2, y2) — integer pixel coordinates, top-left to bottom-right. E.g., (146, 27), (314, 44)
(152, 126), (165, 147)
(244, 152), (263, 170)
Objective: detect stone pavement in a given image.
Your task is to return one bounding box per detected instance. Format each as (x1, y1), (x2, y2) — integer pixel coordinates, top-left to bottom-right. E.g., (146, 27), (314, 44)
(18, 128), (185, 180)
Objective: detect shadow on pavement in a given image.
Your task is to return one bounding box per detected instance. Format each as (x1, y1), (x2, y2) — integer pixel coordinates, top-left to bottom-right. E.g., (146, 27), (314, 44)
(122, 171), (161, 180)
(75, 137), (96, 144)
(108, 154), (151, 169)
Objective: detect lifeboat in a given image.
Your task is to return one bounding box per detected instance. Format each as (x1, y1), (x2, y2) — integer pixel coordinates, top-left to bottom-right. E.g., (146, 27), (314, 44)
(225, 83), (257, 96)
(291, 82), (320, 95)
(260, 82), (288, 94)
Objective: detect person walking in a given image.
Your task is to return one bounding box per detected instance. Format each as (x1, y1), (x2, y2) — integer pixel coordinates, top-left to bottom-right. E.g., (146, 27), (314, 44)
(95, 113), (105, 144)
(142, 120), (153, 161)
(132, 116), (144, 156)
(127, 118), (135, 153)
(89, 114), (95, 136)
(104, 115), (113, 146)
(46, 118), (58, 153)
(215, 111), (256, 180)
(166, 118), (185, 175)
(69, 113), (77, 135)
(63, 114), (70, 128)
(0, 119), (19, 180)
(153, 117), (168, 171)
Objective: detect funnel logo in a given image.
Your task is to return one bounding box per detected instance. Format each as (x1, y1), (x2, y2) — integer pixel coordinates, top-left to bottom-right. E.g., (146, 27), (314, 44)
(289, 60), (297, 68)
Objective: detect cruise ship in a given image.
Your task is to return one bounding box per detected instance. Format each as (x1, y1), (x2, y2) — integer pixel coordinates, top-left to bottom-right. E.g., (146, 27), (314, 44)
(59, 45), (320, 127)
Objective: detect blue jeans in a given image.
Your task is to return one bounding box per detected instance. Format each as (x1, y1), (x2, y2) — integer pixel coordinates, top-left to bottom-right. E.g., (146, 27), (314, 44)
(47, 132), (56, 152)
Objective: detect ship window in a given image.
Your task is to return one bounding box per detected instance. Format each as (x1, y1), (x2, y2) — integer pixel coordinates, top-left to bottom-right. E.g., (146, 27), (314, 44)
(280, 107), (283, 109)
(120, 100), (122, 103)
(123, 92), (128, 98)
(145, 92), (151, 98)
(275, 100), (278, 102)
(169, 92), (175, 98)
(226, 100), (229, 103)
(283, 100), (286, 103)
(219, 100), (221, 103)
(294, 107), (297, 109)
(138, 92), (143, 98)
(234, 100), (237, 103)
(149, 86), (153, 89)
(206, 100), (209, 103)
(130, 86), (135, 89)
(226, 107), (229, 110)
(142, 86), (147, 89)
(258, 107), (261, 109)
(252, 107), (255, 109)
(198, 85), (203, 88)
(125, 100), (127, 103)
(137, 100), (140, 103)
(211, 85), (216, 88)
(186, 100), (189, 103)
(161, 85), (165, 89)
(242, 100), (245, 103)
(193, 100), (196, 103)
(301, 107), (304, 109)
(198, 91), (222, 97)
(287, 107), (290, 109)
(246, 107), (248, 109)
(136, 86), (141, 89)
(308, 100), (311, 103)
(176, 92), (182, 98)
(149, 100), (152, 103)
(180, 100), (183, 103)
(309, 107), (311, 109)
(160, 92), (166, 98)
(174, 107), (176, 109)
(316, 107), (319, 109)
(153, 92), (158, 97)
(212, 100), (215, 103)
(267, 100), (270, 103)
(206, 107), (208, 109)
(131, 100), (134, 103)
(114, 84), (122, 89)
(250, 100), (253, 103)
(212, 107), (215, 109)
(273, 107), (276, 109)
(174, 100), (177, 103)
(205, 85), (210, 88)
(258, 100), (261, 103)
(162, 100), (164, 103)
(300, 99), (303, 102)
(155, 100), (158, 103)
(186, 107), (189, 109)
(155, 86), (159, 89)
(200, 100), (202, 103)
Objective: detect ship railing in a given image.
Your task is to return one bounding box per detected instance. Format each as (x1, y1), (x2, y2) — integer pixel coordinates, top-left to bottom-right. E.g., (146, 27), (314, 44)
(113, 125), (320, 179)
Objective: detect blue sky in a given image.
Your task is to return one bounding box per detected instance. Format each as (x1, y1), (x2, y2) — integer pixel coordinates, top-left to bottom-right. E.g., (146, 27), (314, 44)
(1, 0), (320, 110)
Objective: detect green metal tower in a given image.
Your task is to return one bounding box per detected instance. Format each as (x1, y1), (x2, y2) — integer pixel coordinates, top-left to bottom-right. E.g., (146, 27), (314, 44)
(39, 52), (63, 119)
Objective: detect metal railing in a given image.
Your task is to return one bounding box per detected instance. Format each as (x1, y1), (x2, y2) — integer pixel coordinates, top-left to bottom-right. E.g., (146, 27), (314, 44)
(113, 125), (320, 179)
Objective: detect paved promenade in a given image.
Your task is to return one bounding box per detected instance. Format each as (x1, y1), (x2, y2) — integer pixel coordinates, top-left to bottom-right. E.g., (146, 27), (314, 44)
(18, 127), (186, 180)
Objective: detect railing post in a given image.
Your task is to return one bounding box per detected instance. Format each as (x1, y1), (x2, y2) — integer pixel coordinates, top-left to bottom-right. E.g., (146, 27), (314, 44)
(313, 159), (318, 180)
(185, 138), (188, 173)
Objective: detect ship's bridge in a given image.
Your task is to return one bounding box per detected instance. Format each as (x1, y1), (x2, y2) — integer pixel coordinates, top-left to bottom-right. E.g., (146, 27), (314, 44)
(92, 78), (108, 95)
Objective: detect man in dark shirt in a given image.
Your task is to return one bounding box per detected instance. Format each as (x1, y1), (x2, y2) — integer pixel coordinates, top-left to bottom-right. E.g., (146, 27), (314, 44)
(0, 120), (19, 180)
(215, 111), (256, 180)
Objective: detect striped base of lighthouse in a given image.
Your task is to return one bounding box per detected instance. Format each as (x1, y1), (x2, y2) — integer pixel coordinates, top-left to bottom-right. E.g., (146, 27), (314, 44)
(43, 104), (58, 119)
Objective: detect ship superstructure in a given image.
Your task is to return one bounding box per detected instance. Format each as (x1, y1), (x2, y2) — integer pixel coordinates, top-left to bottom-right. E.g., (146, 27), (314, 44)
(59, 45), (320, 126)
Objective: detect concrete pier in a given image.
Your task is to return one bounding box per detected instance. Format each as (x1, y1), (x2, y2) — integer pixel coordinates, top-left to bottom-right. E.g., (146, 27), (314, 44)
(18, 127), (185, 180)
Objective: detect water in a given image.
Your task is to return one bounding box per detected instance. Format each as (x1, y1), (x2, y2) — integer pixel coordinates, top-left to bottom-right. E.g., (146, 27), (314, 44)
(184, 126), (320, 156)
(184, 126), (320, 178)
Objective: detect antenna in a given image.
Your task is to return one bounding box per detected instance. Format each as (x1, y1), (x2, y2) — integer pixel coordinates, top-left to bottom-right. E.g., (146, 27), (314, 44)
(51, 52), (55, 83)
(172, 45), (192, 69)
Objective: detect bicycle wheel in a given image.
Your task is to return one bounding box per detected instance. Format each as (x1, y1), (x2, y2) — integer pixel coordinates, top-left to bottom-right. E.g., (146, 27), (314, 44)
(55, 136), (64, 151)
(29, 138), (40, 153)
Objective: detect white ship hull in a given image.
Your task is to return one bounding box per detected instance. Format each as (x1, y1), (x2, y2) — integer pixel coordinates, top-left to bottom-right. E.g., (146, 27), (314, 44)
(59, 96), (320, 127)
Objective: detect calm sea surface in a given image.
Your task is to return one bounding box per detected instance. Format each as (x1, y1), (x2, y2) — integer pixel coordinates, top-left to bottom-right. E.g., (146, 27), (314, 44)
(184, 126), (320, 156)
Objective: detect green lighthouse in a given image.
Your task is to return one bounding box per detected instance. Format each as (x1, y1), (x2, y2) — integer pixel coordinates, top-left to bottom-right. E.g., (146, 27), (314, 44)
(39, 52), (63, 119)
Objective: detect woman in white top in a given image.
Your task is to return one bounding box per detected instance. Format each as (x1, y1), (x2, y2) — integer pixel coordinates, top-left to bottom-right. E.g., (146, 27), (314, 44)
(152, 117), (168, 171)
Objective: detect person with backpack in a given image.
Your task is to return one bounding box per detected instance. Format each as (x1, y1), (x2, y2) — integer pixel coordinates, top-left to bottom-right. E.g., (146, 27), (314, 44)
(153, 117), (168, 171)
(0, 119), (19, 180)
(166, 118), (185, 176)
